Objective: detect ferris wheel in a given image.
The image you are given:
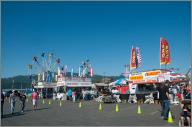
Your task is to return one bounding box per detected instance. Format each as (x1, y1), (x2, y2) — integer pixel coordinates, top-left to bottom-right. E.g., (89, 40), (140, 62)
(28, 52), (61, 82)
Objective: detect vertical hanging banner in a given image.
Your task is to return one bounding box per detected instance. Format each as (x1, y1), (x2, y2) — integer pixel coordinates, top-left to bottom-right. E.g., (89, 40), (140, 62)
(78, 67), (81, 77)
(160, 38), (171, 65)
(58, 67), (61, 76)
(82, 68), (86, 77)
(71, 68), (74, 77)
(90, 67), (93, 77)
(130, 47), (137, 70)
(64, 65), (68, 76)
(165, 41), (171, 64)
(136, 47), (142, 68)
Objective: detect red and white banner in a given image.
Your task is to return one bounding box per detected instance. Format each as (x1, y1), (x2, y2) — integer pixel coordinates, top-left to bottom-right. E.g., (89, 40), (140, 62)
(90, 67), (93, 77)
(130, 47), (137, 70)
(160, 38), (171, 65)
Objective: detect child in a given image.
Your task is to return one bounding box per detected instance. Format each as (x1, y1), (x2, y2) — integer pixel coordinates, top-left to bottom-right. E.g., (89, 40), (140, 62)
(180, 104), (191, 127)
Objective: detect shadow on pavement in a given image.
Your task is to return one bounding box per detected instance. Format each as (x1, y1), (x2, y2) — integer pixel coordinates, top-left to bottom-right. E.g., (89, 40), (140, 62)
(1, 112), (24, 119)
(1, 107), (49, 119)
(24, 107), (49, 112)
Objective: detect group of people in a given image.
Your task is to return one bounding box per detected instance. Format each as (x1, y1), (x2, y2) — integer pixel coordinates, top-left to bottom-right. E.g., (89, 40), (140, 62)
(1, 82), (191, 127)
(156, 81), (191, 127)
(65, 88), (97, 102)
(1, 90), (26, 116)
(1, 89), (39, 117)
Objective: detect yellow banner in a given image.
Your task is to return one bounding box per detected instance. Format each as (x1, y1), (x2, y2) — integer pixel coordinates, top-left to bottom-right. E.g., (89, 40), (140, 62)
(129, 75), (143, 81)
(145, 70), (161, 76)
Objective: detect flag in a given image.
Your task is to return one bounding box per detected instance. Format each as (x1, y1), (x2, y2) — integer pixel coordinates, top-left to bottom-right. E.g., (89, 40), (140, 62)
(165, 41), (171, 65)
(58, 67), (60, 76)
(56, 58), (60, 64)
(71, 68), (74, 77)
(33, 56), (37, 62)
(136, 47), (142, 68)
(82, 68), (86, 77)
(64, 65), (68, 75)
(78, 67), (81, 77)
(130, 47), (137, 70)
(41, 52), (45, 57)
(160, 38), (171, 65)
(28, 64), (32, 69)
(42, 73), (45, 81)
(90, 67), (93, 77)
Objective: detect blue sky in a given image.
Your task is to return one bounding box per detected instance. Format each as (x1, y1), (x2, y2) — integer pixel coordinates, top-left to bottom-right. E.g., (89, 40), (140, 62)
(2, 1), (191, 78)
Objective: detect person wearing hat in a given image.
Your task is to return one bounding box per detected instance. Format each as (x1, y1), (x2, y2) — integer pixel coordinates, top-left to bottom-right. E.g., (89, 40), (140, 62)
(9, 90), (16, 115)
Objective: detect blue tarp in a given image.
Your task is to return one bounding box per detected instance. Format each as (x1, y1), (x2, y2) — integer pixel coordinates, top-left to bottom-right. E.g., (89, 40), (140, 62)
(115, 78), (128, 85)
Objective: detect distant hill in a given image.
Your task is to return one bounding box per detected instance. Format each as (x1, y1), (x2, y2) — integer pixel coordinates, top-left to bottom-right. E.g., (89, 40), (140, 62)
(1, 75), (38, 89)
(1, 73), (123, 89)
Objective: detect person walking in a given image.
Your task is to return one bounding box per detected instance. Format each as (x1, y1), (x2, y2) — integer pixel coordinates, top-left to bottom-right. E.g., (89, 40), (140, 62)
(1, 91), (5, 117)
(9, 90), (16, 115)
(157, 82), (170, 120)
(172, 84), (177, 102)
(67, 89), (72, 101)
(72, 90), (76, 102)
(32, 89), (38, 111)
(82, 89), (85, 100)
(19, 93), (26, 112)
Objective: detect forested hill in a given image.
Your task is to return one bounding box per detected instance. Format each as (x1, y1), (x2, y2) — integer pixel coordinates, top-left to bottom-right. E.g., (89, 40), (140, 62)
(1, 73), (123, 89)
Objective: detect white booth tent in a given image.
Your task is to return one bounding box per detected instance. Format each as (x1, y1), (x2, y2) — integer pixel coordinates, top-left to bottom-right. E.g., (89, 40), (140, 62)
(95, 83), (109, 87)
(65, 81), (94, 87)
(34, 82), (58, 88)
(109, 81), (116, 87)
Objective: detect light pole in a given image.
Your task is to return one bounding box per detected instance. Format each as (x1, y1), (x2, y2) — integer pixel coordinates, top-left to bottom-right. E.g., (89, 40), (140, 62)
(124, 64), (129, 73)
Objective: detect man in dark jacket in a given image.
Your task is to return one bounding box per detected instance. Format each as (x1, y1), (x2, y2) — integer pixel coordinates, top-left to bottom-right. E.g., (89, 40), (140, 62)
(157, 82), (170, 120)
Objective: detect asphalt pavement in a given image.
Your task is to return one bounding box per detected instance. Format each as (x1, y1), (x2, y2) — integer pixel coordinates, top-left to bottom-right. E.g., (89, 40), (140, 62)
(1, 97), (181, 126)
